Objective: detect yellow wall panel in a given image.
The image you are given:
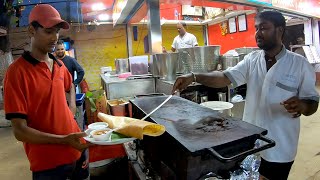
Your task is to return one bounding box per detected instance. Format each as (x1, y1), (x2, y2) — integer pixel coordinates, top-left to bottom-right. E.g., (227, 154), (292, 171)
(131, 24), (204, 56)
(162, 25), (204, 52)
(68, 25), (128, 90)
(73, 24), (204, 90)
(131, 24), (149, 56)
(9, 24), (203, 91)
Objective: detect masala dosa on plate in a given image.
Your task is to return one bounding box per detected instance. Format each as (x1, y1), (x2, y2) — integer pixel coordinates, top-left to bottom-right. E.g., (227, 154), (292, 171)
(97, 112), (166, 139)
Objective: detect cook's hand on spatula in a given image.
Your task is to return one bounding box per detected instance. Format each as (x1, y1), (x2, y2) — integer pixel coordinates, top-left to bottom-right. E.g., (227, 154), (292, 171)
(172, 74), (194, 94)
(281, 96), (306, 118)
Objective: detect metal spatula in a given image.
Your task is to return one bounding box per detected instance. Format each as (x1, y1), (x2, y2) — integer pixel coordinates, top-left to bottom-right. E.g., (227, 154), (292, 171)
(141, 95), (173, 121)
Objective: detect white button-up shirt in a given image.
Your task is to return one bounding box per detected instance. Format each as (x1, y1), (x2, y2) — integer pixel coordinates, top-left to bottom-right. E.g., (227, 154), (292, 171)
(224, 46), (319, 162)
(171, 32), (198, 50)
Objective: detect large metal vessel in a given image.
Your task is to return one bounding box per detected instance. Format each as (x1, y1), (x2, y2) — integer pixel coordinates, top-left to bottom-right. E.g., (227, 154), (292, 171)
(178, 45), (221, 73)
(153, 52), (179, 81)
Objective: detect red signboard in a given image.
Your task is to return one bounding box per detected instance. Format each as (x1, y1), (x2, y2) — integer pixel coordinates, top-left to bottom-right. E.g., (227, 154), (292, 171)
(272, 0), (320, 18)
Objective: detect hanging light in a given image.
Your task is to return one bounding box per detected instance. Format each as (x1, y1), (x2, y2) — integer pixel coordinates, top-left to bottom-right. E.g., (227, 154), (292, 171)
(91, 2), (105, 11)
(98, 14), (109, 21)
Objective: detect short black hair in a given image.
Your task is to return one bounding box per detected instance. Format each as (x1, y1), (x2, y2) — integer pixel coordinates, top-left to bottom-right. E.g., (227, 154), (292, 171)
(30, 21), (43, 30)
(57, 40), (64, 46)
(178, 21), (186, 27)
(256, 10), (286, 38)
(30, 21), (64, 30)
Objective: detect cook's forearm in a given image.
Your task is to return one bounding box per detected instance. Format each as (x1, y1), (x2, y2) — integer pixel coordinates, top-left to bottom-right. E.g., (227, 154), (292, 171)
(11, 119), (66, 144)
(194, 71), (231, 88)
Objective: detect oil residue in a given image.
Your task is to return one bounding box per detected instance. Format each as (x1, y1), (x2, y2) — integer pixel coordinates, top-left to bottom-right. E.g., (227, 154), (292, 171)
(194, 116), (231, 133)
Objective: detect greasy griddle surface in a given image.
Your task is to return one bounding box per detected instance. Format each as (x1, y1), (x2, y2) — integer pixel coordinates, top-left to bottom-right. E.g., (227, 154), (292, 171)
(131, 96), (266, 153)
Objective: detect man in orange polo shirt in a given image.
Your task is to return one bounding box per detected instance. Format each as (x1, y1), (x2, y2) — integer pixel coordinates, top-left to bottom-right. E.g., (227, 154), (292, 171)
(4, 4), (90, 180)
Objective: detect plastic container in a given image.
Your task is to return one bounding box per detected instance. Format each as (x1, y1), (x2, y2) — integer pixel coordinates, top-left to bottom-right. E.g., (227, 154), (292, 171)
(76, 93), (85, 106)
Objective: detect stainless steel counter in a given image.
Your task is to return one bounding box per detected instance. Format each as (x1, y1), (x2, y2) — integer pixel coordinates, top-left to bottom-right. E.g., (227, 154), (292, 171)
(101, 74), (156, 99)
(156, 78), (245, 119)
(100, 75), (245, 119)
(155, 78), (175, 95)
(155, 78), (201, 95)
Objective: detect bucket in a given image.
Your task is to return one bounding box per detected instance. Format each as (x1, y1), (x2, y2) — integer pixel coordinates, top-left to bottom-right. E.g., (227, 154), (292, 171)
(153, 52), (179, 81)
(107, 99), (129, 117)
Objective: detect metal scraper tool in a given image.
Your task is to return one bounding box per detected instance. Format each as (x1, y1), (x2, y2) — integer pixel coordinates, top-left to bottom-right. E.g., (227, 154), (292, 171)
(141, 95), (173, 121)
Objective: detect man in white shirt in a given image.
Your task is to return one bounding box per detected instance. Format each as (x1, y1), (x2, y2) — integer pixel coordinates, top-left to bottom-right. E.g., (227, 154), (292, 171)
(293, 36), (306, 57)
(172, 11), (319, 180)
(170, 22), (198, 52)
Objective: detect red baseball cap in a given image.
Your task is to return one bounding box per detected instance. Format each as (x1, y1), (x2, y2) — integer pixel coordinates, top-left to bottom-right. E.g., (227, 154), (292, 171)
(29, 4), (70, 29)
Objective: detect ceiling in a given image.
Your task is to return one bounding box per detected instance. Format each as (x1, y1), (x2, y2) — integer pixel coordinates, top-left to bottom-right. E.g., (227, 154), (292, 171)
(80, 0), (115, 22)
(159, 0), (255, 10)
(12, 0), (265, 26)
(78, 0), (255, 23)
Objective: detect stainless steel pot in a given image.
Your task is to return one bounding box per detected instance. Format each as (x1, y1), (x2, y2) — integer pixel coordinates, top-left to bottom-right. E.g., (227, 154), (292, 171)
(178, 45), (221, 73)
(234, 47), (259, 54)
(234, 47), (260, 62)
(153, 52), (179, 81)
(115, 58), (129, 74)
(221, 55), (239, 70)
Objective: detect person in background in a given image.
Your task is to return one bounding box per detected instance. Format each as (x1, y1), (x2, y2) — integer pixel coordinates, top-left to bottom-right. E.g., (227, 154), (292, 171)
(3, 4), (90, 180)
(293, 36), (306, 57)
(172, 11), (319, 180)
(55, 40), (85, 86)
(163, 22), (198, 52)
(55, 37), (89, 180)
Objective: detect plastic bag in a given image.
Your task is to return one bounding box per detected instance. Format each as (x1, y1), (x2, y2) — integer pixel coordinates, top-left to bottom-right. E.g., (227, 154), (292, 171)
(230, 140), (261, 180)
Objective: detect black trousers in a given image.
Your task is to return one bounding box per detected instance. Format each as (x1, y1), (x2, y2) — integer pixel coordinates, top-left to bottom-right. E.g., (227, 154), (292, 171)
(33, 149), (89, 180)
(259, 158), (294, 180)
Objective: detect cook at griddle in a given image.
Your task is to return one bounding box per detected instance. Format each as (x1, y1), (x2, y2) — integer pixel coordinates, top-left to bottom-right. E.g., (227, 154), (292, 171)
(172, 11), (319, 180)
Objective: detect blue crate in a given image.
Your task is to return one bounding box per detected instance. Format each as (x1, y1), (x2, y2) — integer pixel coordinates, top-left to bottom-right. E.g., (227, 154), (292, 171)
(76, 93), (85, 106)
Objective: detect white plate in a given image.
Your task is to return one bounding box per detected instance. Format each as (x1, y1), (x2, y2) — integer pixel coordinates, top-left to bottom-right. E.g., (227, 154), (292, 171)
(200, 101), (233, 110)
(84, 129), (136, 145)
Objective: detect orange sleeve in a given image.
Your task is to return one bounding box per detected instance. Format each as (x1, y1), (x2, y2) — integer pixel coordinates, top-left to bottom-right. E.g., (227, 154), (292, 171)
(4, 65), (28, 119)
(62, 62), (72, 92)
